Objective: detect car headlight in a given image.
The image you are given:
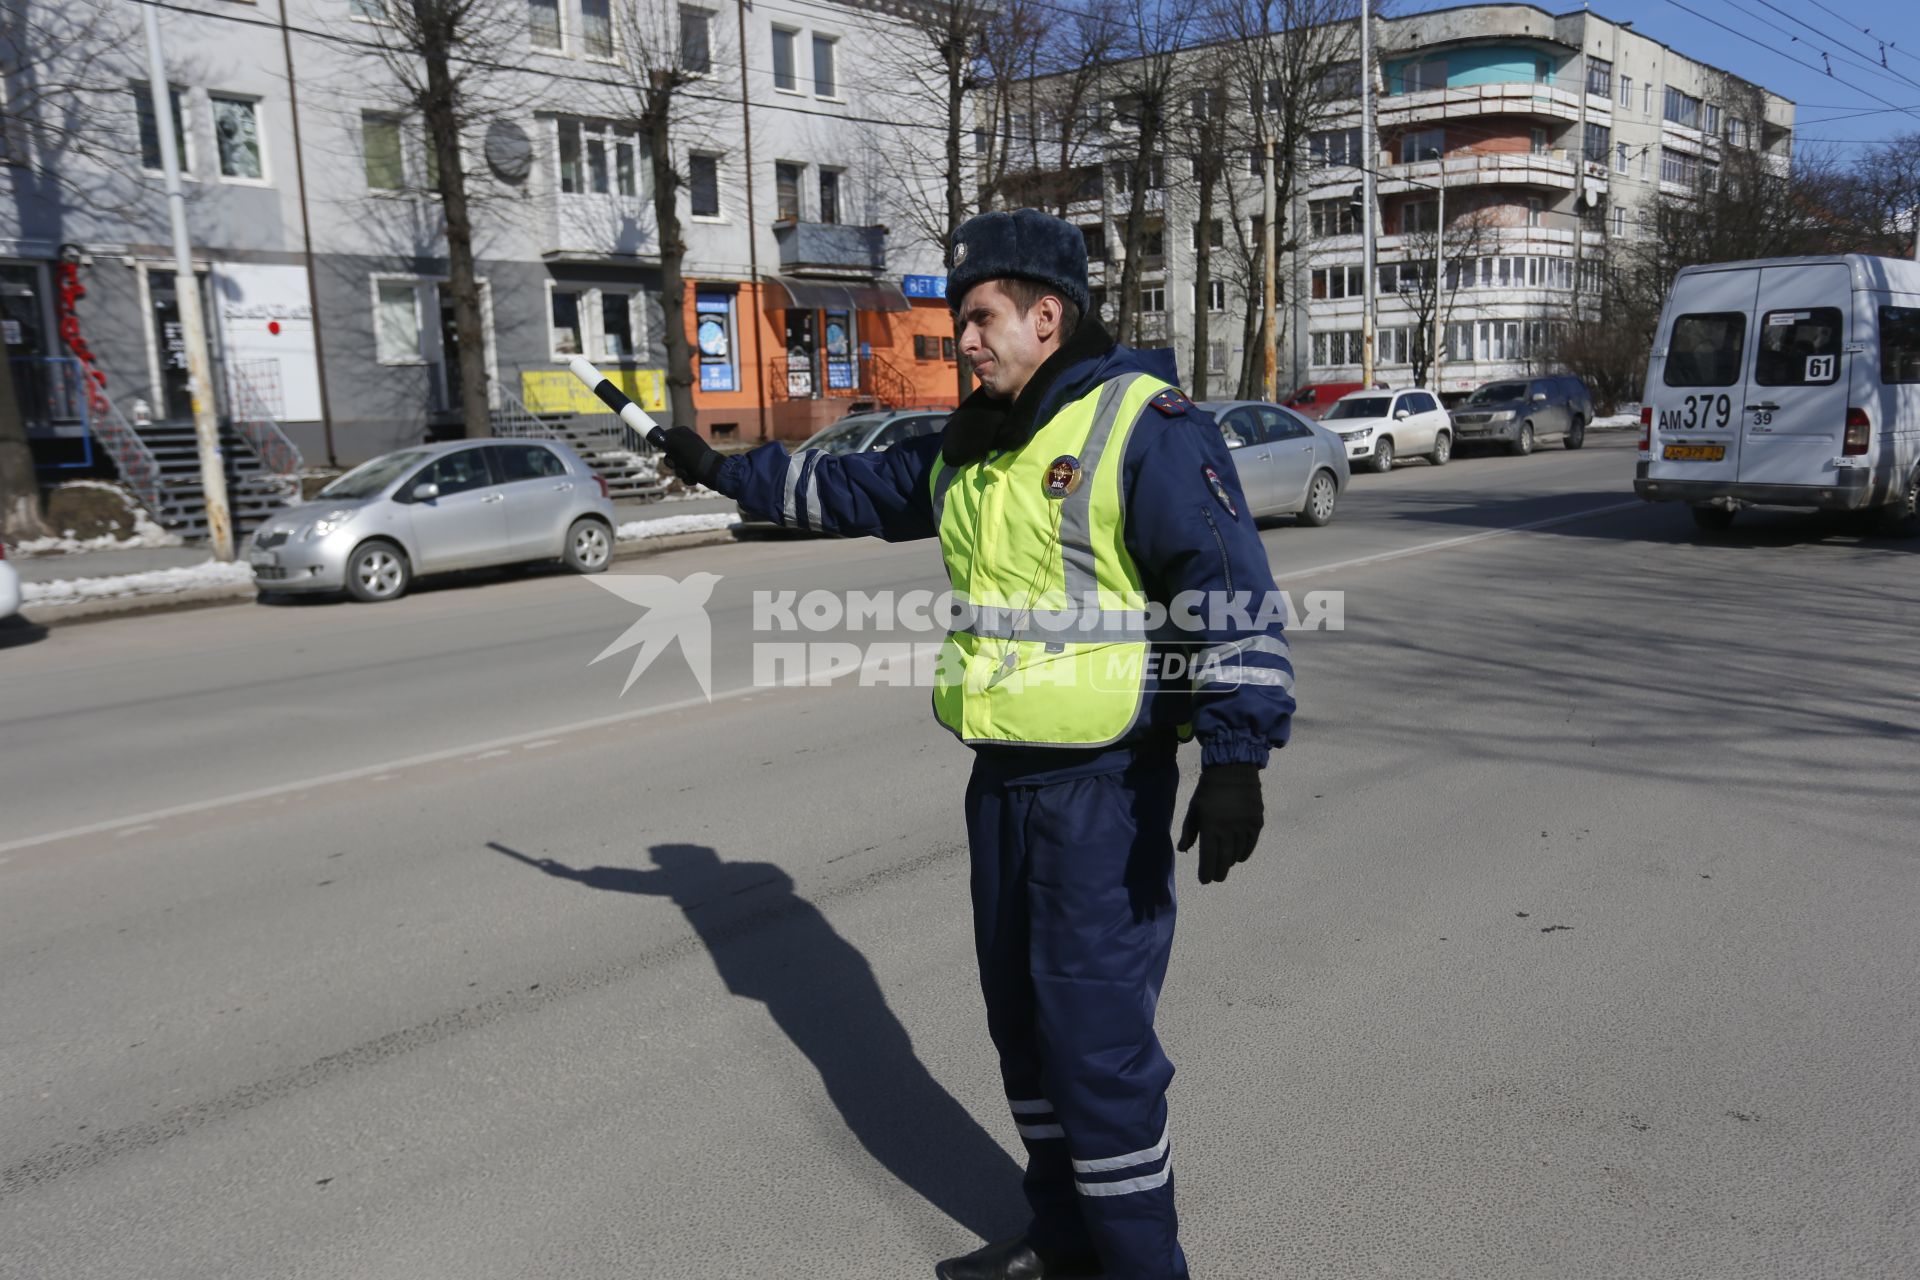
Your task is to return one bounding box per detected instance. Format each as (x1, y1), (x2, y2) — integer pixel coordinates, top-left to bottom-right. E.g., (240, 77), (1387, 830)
(1489, 410), (1517, 422)
(305, 508), (359, 540)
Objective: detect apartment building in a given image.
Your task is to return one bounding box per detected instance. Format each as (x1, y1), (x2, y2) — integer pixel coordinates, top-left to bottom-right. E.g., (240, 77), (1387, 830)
(995, 3), (1794, 400)
(2, 0), (958, 470)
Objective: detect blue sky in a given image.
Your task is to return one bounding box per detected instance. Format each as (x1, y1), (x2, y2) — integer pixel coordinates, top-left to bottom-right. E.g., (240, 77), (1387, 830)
(1398, 0), (1920, 157)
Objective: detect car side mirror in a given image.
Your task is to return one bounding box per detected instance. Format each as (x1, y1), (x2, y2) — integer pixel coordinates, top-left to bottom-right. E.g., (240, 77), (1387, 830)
(1394, 409), (1411, 420)
(1532, 392), (1548, 402)
(1223, 433), (1245, 448)
(411, 482), (440, 502)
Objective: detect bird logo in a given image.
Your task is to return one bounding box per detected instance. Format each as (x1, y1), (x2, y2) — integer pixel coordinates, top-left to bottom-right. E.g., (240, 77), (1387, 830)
(585, 572), (723, 699)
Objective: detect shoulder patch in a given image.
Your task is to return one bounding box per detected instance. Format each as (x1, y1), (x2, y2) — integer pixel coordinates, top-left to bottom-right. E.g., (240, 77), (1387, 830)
(1148, 388), (1192, 418)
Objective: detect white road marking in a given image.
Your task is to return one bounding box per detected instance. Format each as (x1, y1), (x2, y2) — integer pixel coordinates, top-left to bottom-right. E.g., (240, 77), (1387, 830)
(0, 501), (1639, 856)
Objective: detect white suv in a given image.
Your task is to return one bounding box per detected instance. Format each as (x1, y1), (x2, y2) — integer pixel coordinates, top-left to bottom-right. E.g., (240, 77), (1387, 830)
(0, 538), (19, 620)
(1323, 388), (1453, 473)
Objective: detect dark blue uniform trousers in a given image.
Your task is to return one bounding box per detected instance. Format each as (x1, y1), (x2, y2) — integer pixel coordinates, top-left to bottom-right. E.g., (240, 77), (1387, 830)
(964, 739), (1189, 1280)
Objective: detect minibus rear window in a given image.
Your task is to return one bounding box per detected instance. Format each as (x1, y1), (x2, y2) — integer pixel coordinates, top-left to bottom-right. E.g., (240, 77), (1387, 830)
(1756, 308), (1844, 386)
(1882, 306), (1920, 384)
(1664, 313), (1745, 387)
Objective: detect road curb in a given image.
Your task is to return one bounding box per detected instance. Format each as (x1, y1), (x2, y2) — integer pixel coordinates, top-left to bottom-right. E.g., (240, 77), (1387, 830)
(17, 527), (742, 629)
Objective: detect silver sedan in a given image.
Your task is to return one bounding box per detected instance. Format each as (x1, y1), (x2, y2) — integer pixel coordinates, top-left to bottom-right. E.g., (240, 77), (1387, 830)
(248, 440), (618, 602)
(1198, 400), (1351, 526)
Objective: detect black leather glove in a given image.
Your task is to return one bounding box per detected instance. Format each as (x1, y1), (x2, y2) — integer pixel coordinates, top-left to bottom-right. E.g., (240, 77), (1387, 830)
(658, 425), (723, 488)
(1178, 763), (1264, 885)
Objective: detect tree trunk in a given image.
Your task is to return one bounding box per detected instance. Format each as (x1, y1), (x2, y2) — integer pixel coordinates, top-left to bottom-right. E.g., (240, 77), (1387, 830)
(646, 86), (696, 431)
(421, 44), (490, 438)
(0, 344), (48, 542)
(1113, 112), (1158, 347)
(1191, 156), (1216, 401)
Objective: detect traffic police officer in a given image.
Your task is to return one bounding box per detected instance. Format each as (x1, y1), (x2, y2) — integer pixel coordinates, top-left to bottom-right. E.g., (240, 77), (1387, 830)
(658, 209), (1295, 1279)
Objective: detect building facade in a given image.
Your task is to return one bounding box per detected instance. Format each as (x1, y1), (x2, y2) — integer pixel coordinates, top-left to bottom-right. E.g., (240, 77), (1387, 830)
(2, 0), (961, 470)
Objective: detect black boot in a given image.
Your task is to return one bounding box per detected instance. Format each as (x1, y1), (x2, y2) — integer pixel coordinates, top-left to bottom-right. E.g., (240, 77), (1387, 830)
(934, 1235), (1105, 1280)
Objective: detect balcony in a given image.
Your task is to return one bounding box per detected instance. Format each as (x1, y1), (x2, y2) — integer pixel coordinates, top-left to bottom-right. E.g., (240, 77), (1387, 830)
(774, 221), (886, 274)
(541, 192), (656, 262)
(1372, 151), (1578, 196)
(1377, 82), (1586, 129)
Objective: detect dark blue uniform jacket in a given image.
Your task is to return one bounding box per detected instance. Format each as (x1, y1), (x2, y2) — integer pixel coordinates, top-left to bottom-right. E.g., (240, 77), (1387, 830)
(713, 324), (1295, 777)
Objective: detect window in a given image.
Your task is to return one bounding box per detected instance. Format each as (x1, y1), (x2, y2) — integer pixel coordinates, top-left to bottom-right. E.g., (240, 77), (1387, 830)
(550, 288), (584, 356)
(1142, 227), (1165, 258)
(1402, 199), (1437, 234)
(1309, 128), (1363, 167)
(1703, 158), (1720, 192)
(349, 0), (388, 18)
(1531, 127), (1549, 156)
(581, 0), (613, 58)
(1727, 117), (1748, 148)
(491, 444), (569, 482)
(1309, 330), (1362, 366)
(1401, 127), (1444, 164)
(942, 337), (957, 361)
(530, 0), (561, 50)
(813, 34), (838, 97)
(1664, 312), (1746, 387)
(1316, 61), (1361, 99)
(1311, 264), (1363, 300)
(416, 449), (495, 498)
(1447, 322), (1472, 361)
(374, 280), (425, 363)
(1192, 220), (1224, 250)
(134, 84), (190, 174)
(1663, 86), (1701, 129)
(1141, 287), (1166, 314)
(1619, 74), (1633, 109)
(679, 7), (712, 74)
(1586, 58), (1612, 98)
(1208, 340), (1226, 375)
(211, 95), (263, 180)
(775, 161), (803, 220)
(1527, 197), (1542, 228)
(1309, 198), (1358, 238)
(558, 119), (637, 196)
(1615, 141), (1629, 173)
(1704, 103), (1720, 134)
(1584, 122), (1610, 163)
(690, 153), (720, 216)
(1660, 147), (1698, 187)
(913, 334), (937, 361)
(1206, 280), (1225, 312)
(601, 291), (637, 360)
(1755, 308), (1843, 386)
(1404, 60), (1447, 92)
(362, 114), (405, 190)
(1081, 223), (1107, 262)
(818, 169), (840, 224)
(772, 27), (799, 91)
(1880, 306), (1920, 383)
(1643, 82), (1653, 114)
(696, 291), (737, 390)
(1611, 205), (1626, 237)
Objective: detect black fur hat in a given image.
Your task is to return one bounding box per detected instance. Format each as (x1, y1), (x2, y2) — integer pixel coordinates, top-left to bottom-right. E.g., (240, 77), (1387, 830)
(946, 209), (1091, 316)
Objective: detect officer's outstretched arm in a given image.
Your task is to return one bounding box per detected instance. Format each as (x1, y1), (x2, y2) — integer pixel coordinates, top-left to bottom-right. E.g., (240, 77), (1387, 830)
(1125, 417), (1297, 768)
(706, 434), (942, 541)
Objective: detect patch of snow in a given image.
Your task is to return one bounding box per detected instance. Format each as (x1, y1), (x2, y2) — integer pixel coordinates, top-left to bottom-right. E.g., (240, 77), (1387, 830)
(1591, 404), (1641, 430)
(16, 484), (184, 556)
(22, 559), (255, 608)
(593, 450), (712, 500)
(614, 512), (740, 542)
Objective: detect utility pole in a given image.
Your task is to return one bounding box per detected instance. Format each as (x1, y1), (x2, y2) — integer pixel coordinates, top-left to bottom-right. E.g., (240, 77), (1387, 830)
(1359, 1), (1377, 388)
(142, 5), (232, 561)
(1432, 167), (1445, 390)
(1261, 137), (1277, 401)
(736, 0), (768, 441)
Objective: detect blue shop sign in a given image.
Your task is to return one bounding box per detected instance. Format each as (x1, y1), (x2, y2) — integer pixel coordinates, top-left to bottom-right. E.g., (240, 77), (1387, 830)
(902, 274), (947, 299)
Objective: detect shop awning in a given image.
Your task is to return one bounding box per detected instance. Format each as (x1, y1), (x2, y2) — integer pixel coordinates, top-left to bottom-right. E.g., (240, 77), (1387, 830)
(760, 275), (911, 313)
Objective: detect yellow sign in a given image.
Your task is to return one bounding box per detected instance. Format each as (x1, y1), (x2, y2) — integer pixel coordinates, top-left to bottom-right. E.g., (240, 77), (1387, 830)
(521, 367), (668, 416)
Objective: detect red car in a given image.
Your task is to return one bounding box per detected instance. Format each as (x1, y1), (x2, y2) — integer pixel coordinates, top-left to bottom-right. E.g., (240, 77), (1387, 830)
(1281, 381), (1367, 420)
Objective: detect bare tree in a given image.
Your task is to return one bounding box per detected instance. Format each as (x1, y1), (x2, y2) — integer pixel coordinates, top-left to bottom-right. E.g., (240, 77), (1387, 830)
(1389, 207), (1500, 387)
(1824, 130), (1920, 256)
(0, 0), (146, 539)
(354, 0), (539, 439)
(1178, 78), (1235, 398)
(597, 2), (738, 432)
(1102, 0), (1196, 345)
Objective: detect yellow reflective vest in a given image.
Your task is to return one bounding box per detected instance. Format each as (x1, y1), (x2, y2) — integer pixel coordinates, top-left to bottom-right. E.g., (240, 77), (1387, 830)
(927, 372), (1168, 747)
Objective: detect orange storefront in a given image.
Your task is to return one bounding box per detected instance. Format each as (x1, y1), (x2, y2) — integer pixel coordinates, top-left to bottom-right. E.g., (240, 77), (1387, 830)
(683, 279), (961, 445)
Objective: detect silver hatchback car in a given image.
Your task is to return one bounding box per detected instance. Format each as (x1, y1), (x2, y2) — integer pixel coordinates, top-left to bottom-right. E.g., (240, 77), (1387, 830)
(249, 440), (618, 602)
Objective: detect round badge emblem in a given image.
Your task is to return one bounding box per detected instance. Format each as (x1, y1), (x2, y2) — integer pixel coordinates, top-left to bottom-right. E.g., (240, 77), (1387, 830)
(953, 241), (969, 265)
(1043, 455), (1083, 499)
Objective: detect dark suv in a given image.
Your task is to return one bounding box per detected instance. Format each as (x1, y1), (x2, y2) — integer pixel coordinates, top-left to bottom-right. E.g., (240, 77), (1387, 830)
(1448, 375), (1595, 455)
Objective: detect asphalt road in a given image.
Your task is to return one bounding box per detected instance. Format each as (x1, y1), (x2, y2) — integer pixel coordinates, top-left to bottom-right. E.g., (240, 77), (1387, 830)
(2, 433), (1915, 1279)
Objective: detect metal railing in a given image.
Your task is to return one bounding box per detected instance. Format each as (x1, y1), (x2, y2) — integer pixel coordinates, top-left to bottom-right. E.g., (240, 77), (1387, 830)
(11, 356), (95, 469)
(492, 384), (653, 457)
(224, 359), (305, 479)
(90, 390), (165, 514)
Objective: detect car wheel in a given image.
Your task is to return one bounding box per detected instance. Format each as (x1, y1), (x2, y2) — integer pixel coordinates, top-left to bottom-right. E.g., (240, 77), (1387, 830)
(563, 517), (613, 572)
(1298, 470), (1339, 527)
(1564, 417), (1586, 450)
(1690, 504), (1737, 533)
(1429, 431), (1452, 466)
(1368, 437), (1395, 474)
(1509, 422), (1535, 457)
(345, 539), (411, 602)
(1873, 467), (1920, 537)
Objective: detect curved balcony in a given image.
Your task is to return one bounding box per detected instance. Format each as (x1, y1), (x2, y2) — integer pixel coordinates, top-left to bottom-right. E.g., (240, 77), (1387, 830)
(1377, 82), (1587, 129)
(1375, 151), (1578, 195)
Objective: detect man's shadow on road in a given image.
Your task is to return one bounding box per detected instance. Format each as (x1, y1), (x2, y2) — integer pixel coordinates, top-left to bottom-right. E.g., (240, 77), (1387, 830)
(490, 840), (1024, 1241)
